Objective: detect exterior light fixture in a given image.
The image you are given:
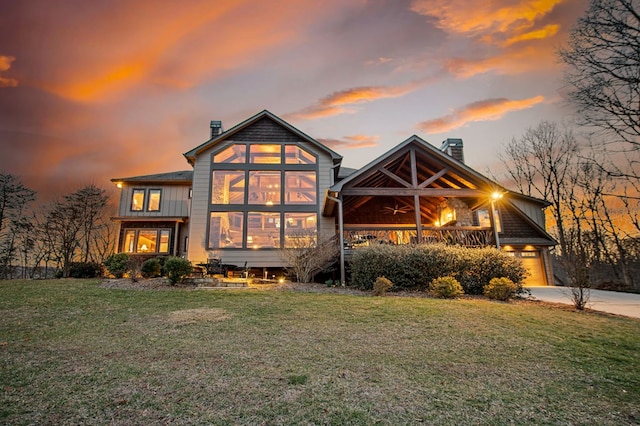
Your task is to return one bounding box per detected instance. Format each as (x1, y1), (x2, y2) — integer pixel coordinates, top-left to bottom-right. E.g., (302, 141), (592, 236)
(492, 191), (503, 201)
(116, 182), (123, 188)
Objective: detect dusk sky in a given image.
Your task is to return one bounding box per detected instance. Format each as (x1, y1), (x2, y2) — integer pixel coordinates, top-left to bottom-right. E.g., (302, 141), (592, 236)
(0, 0), (588, 198)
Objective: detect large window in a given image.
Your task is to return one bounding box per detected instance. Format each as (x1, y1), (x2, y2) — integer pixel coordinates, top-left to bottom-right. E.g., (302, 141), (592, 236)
(476, 208), (502, 232)
(212, 171), (245, 204)
(249, 171), (281, 205)
(209, 142), (318, 250)
(209, 212), (244, 249)
(122, 229), (170, 253)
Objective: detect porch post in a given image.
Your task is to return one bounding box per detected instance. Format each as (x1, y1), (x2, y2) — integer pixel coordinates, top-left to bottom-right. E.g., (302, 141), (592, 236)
(327, 193), (346, 286)
(490, 194), (502, 250)
(174, 222), (181, 256)
(414, 195), (422, 243)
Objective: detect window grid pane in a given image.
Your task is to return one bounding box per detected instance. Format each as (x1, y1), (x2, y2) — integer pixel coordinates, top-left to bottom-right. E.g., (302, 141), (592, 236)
(247, 212), (280, 249)
(137, 230), (157, 253)
(248, 171), (281, 205)
(285, 171), (316, 204)
(284, 213), (317, 248)
(209, 212), (244, 249)
(212, 171), (245, 204)
(285, 145), (315, 164)
(249, 144), (281, 164)
(214, 144), (246, 163)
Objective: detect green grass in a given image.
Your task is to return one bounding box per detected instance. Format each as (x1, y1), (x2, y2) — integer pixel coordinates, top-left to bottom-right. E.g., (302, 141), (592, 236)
(1, 279), (639, 425)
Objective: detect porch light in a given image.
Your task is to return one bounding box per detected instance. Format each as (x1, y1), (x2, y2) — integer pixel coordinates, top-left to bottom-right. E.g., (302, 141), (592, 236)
(434, 221), (441, 227)
(115, 182), (123, 188)
(492, 191), (503, 201)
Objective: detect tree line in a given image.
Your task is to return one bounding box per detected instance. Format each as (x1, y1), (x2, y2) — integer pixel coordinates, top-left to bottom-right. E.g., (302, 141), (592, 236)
(0, 176), (116, 279)
(501, 0), (639, 291)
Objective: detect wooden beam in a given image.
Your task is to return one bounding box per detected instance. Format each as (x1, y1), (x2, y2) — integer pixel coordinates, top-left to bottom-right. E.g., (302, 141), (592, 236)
(342, 188), (484, 197)
(418, 168), (448, 188)
(377, 167), (413, 188)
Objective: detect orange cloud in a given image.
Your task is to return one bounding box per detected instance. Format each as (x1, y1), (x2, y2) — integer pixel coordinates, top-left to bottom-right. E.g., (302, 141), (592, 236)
(503, 23), (559, 45)
(417, 96), (545, 133)
(0, 55), (18, 87)
(285, 83), (419, 120)
(411, 0), (563, 39)
(317, 135), (379, 150)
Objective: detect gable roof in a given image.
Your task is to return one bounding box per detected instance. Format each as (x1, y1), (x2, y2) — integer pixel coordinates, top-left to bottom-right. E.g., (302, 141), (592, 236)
(110, 170), (193, 185)
(329, 134), (502, 193)
(183, 109), (343, 165)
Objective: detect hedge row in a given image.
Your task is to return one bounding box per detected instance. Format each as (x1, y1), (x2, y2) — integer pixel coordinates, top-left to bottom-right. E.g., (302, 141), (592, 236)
(350, 244), (527, 294)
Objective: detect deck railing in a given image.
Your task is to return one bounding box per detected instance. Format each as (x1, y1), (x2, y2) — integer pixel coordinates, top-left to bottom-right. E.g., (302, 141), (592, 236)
(344, 226), (495, 249)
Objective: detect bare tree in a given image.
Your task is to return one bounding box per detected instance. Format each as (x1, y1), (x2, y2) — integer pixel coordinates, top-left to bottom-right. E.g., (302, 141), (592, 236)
(278, 230), (339, 283)
(0, 173), (36, 279)
(45, 185), (110, 277)
(499, 121), (579, 256)
(559, 0), (640, 179)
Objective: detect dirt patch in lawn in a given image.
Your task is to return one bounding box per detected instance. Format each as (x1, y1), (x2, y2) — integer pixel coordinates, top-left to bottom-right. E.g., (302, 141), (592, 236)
(166, 308), (232, 325)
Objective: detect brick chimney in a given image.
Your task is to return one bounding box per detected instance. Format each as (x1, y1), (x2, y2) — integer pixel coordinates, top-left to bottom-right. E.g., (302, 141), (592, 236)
(210, 120), (223, 138)
(440, 138), (464, 163)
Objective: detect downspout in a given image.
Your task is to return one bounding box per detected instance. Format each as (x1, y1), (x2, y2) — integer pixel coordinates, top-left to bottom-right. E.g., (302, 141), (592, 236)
(327, 193), (345, 286)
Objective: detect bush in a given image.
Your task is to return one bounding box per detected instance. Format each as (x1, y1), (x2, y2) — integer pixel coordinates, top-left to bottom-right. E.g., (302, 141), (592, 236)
(350, 244), (527, 294)
(141, 258), (162, 278)
(163, 256), (192, 284)
(372, 276), (393, 296)
(484, 277), (520, 301)
(104, 253), (129, 278)
(429, 276), (464, 299)
(69, 262), (103, 278)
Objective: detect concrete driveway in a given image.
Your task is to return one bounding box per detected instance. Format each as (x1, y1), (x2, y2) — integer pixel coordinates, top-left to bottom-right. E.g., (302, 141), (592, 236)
(526, 286), (640, 319)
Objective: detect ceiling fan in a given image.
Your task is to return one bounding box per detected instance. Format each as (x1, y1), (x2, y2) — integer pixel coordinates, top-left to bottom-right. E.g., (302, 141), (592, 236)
(382, 204), (411, 215)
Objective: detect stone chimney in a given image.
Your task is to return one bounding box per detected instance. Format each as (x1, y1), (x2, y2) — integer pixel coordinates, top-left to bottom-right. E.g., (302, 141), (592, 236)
(210, 120), (223, 138)
(440, 138), (464, 163)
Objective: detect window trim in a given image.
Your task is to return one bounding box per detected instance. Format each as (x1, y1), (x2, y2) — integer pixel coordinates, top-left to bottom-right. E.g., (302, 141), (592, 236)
(130, 189), (146, 212)
(147, 188), (162, 212)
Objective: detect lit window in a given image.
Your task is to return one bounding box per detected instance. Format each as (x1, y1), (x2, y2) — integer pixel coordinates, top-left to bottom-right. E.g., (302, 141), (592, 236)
(476, 208), (501, 232)
(209, 212), (244, 249)
(214, 144), (246, 163)
(249, 144), (281, 164)
(247, 212), (280, 248)
(521, 251), (538, 257)
(248, 171), (281, 205)
(285, 171), (316, 204)
(131, 189), (145, 211)
(137, 230), (157, 252)
(284, 213), (317, 248)
(212, 171), (245, 204)
(285, 145), (315, 164)
(148, 189), (161, 211)
(124, 230), (136, 252)
(122, 229), (171, 253)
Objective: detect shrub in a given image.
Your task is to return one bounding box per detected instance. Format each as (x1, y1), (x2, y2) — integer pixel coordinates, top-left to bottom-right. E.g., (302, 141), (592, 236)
(141, 258), (162, 278)
(69, 262), (103, 278)
(163, 256), (192, 284)
(104, 253), (130, 278)
(484, 277), (520, 301)
(429, 276), (464, 299)
(372, 276), (393, 296)
(350, 244), (526, 294)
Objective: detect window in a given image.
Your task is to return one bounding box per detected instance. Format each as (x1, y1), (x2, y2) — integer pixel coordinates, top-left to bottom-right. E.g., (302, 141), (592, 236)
(148, 189), (161, 211)
(476, 208), (501, 232)
(249, 144), (281, 164)
(247, 212), (280, 248)
(212, 171), (245, 204)
(284, 213), (317, 248)
(214, 144), (246, 163)
(285, 145), (315, 164)
(285, 171), (316, 204)
(248, 171), (281, 205)
(131, 189), (145, 211)
(122, 229), (171, 254)
(209, 212), (244, 249)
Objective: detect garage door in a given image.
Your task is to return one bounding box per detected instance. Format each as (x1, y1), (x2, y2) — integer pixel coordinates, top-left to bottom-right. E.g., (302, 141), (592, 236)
(520, 251), (547, 286)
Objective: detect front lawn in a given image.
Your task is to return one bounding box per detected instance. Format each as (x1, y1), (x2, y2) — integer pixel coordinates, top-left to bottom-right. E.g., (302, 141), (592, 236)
(1, 279), (639, 425)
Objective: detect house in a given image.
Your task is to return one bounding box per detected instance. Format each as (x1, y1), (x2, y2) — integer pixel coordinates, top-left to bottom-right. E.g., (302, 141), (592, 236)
(111, 110), (556, 285)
